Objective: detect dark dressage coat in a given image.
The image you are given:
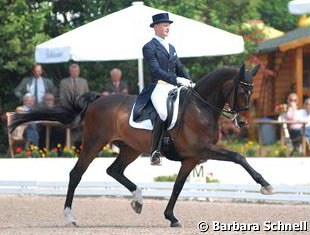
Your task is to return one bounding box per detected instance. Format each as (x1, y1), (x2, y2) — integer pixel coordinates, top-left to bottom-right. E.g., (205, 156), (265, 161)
(133, 38), (191, 120)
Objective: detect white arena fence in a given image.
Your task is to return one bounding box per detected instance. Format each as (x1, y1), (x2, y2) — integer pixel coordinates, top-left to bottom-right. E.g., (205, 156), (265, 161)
(0, 181), (309, 203)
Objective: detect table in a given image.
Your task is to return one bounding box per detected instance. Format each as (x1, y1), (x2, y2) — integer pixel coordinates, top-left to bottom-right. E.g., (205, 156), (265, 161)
(38, 121), (71, 149)
(254, 120), (308, 155)
(6, 111), (72, 157)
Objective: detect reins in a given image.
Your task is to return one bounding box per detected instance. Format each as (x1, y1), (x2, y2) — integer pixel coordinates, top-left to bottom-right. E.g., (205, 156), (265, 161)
(190, 87), (239, 122)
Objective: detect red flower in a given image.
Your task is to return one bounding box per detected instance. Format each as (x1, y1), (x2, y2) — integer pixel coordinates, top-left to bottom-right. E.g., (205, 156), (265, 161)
(16, 147), (23, 153)
(275, 104), (287, 114)
(26, 150), (31, 156)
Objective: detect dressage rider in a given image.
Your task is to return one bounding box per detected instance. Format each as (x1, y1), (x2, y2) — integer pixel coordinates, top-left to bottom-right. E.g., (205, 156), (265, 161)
(141, 13), (193, 165)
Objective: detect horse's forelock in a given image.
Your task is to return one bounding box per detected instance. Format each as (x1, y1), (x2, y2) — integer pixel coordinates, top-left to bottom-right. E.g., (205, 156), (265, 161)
(244, 70), (253, 84)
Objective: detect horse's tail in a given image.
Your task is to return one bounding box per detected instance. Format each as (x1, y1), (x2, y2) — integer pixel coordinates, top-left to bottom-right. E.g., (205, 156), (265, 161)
(9, 91), (102, 132)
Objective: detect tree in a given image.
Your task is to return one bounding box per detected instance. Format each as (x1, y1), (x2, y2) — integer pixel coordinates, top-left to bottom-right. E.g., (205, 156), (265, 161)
(257, 0), (298, 32)
(0, 0), (50, 109)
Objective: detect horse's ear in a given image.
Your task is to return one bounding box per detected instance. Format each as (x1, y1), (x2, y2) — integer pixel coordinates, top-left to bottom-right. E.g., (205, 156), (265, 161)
(238, 64), (246, 81)
(251, 64), (260, 77)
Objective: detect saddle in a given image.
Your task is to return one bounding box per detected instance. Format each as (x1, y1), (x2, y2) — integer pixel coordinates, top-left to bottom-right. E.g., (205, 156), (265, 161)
(132, 88), (178, 129)
(131, 88), (181, 161)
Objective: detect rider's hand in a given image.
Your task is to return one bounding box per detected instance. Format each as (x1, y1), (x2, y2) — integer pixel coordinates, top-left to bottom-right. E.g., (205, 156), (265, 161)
(176, 77), (192, 87)
(189, 82), (196, 88)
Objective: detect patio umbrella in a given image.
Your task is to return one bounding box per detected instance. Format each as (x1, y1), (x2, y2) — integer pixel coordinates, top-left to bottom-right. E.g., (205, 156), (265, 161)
(288, 0), (310, 14)
(35, 1), (244, 91)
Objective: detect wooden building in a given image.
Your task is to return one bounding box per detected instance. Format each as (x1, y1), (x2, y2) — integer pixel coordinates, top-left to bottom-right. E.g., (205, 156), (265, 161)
(253, 26), (310, 117)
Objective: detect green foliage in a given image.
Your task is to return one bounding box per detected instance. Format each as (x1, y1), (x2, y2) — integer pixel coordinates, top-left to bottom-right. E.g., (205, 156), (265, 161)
(206, 176), (220, 183)
(0, 0), (50, 110)
(257, 0), (299, 32)
(154, 174), (177, 182)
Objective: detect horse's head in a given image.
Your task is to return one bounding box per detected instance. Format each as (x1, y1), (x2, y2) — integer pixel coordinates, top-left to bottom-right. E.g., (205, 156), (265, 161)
(226, 64), (260, 113)
(191, 64), (260, 126)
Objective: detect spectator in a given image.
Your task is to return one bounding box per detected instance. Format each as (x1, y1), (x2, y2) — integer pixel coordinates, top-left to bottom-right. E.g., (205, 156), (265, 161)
(284, 93), (303, 154)
(59, 63), (89, 107)
(39, 92), (65, 149)
(300, 98), (310, 139)
(14, 64), (57, 106)
(43, 92), (55, 108)
(16, 93), (39, 147)
(59, 63), (89, 147)
(102, 68), (128, 95)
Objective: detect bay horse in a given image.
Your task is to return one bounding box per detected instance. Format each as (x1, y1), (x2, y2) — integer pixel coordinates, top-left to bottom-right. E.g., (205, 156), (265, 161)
(10, 64), (274, 227)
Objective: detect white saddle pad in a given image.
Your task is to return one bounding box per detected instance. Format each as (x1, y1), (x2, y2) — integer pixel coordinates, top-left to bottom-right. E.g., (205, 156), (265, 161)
(129, 88), (182, 130)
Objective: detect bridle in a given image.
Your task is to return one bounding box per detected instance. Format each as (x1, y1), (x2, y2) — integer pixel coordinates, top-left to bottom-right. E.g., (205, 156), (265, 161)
(190, 76), (253, 123)
(228, 78), (253, 113)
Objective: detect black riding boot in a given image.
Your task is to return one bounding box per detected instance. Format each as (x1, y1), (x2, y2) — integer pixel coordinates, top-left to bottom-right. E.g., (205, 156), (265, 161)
(150, 117), (165, 165)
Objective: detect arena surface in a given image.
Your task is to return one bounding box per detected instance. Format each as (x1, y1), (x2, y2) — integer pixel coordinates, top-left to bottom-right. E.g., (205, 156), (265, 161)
(0, 195), (309, 235)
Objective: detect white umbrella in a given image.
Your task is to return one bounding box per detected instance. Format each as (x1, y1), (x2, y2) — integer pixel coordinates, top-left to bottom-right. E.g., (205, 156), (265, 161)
(288, 0), (310, 14)
(35, 1), (244, 91)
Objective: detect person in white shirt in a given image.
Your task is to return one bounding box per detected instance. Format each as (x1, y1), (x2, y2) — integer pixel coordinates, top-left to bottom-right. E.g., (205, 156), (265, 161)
(284, 93), (305, 154)
(299, 98), (310, 138)
(14, 64), (57, 106)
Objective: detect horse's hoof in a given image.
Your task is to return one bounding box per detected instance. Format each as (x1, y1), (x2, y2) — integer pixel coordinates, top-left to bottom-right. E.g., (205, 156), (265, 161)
(171, 221), (182, 227)
(72, 221), (78, 227)
(261, 185), (275, 195)
(131, 200), (143, 214)
(65, 221), (78, 227)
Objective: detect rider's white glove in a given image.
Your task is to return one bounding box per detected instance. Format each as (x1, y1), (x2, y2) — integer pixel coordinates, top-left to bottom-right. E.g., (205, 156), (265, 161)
(176, 77), (193, 87)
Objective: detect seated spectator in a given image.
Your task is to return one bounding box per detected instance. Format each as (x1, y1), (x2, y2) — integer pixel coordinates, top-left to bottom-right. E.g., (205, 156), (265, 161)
(42, 92), (56, 108)
(39, 92), (65, 150)
(16, 93), (39, 148)
(284, 93), (303, 154)
(299, 98), (310, 139)
(102, 68), (128, 95)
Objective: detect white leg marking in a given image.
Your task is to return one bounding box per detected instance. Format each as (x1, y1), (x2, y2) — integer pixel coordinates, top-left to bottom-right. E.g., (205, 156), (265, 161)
(63, 207), (75, 224)
(132, 187), (143, 204)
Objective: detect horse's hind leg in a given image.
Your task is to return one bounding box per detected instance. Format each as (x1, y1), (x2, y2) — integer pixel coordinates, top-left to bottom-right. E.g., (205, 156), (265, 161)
(106, 144), (142, 213)
(206, 145), (274, 194)
(63, 139), (104, 225)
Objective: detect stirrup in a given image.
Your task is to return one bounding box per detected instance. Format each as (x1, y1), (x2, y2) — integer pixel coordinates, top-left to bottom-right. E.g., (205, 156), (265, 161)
(150, 150), (162, 166)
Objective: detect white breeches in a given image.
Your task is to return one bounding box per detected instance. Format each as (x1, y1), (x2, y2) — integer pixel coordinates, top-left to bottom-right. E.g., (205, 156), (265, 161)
(151, 83), (176, 121)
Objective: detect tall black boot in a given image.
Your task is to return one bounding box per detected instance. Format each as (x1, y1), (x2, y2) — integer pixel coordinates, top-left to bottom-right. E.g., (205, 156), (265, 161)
(150, 117), (165, 165)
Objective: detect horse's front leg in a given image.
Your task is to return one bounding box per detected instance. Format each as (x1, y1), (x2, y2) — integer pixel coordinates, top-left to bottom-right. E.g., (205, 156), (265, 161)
(106, 146), (142, 214)
(205, 145), (274, 194)
(164, 158), (198, 227)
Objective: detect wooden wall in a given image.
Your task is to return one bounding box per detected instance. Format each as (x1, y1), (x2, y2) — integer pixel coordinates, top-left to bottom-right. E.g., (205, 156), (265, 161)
(274, 50), (295, 106)
(253, 50), (295, 117)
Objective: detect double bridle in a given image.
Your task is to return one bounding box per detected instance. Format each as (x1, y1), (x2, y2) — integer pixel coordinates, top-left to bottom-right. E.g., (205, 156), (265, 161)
(190, 78), (253, 122)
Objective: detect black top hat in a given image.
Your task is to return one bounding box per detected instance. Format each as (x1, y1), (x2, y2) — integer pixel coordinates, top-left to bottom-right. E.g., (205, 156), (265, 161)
(150, 13), (173, 27)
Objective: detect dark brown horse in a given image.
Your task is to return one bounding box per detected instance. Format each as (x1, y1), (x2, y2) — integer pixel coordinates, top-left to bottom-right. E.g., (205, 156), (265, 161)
(10, 64), (274, 227)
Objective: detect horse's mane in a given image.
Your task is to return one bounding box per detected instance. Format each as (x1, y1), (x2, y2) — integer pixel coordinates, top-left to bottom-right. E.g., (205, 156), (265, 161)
(195, 66), (238, 93)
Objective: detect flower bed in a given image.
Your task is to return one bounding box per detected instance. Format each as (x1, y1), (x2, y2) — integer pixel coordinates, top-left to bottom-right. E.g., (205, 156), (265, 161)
(14, 144), (115, 158)
(219, 140), (296, 157)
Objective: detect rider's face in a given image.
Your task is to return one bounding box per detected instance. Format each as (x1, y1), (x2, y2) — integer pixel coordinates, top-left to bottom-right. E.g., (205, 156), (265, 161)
(154, 22), (170, 39)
